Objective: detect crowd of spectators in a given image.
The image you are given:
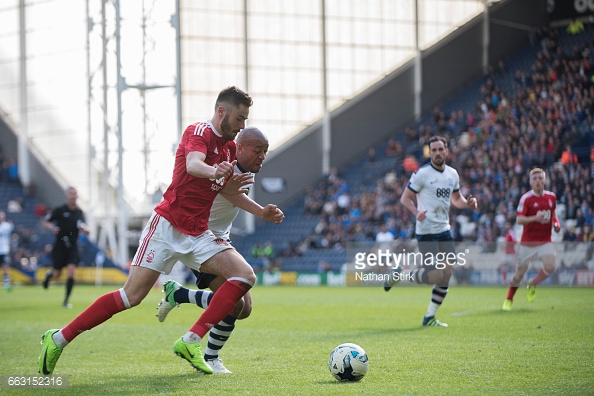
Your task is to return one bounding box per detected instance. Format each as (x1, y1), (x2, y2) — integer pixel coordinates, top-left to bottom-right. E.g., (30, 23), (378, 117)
(0, 145), (54, 276)
(280, 24), (594, 262)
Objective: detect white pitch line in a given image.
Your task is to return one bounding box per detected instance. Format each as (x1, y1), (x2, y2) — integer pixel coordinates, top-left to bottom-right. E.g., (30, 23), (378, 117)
(450, 306), (501, 316)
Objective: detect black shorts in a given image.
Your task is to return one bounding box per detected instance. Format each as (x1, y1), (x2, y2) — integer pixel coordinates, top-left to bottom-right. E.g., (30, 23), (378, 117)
(416, 230), (457, 271)
(192, 269), (217, 289)
(0, 254), (8, 266)
(51, 245), (80, 270)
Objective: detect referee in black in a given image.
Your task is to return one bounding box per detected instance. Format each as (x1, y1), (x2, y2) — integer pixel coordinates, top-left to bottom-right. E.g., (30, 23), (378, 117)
(42, 187), (89, 308)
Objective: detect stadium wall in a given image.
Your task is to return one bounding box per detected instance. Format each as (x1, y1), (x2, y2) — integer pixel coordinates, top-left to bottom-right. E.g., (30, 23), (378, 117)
(254, 0), (549, 210)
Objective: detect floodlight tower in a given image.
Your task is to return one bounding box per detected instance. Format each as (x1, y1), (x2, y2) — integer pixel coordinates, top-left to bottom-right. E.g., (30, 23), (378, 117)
(85, 0), (181, 268)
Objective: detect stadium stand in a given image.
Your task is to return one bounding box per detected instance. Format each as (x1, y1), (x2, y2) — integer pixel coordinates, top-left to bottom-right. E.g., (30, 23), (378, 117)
(232, 23), (594, 273)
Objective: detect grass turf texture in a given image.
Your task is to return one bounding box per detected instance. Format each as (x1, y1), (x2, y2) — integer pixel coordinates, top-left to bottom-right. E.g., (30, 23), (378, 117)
(1, 284), (593, 395)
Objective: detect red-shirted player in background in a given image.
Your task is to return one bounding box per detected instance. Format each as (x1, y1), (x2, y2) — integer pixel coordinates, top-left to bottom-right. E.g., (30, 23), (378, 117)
(37, 86), (284, 376)
(502, 168), (561, 311)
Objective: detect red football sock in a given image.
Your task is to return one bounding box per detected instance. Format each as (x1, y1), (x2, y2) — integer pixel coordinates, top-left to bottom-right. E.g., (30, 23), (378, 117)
(61, 290), (127, 342)
(531, 268), (550, 286)
(506, 285), (518, 301)
(190, 279), (251, 338)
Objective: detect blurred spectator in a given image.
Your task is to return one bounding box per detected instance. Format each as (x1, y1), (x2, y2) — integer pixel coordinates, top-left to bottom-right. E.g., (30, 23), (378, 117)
(7, 197), (23, 213)
(317, 260), (331, 273)
(261, 240), (275, 259)
(7, 158), (18, 184)
(376, 223), (395, 243)
(577, 224), (594, 242)
(575, 208), (587, 228)
(34, 203), (49, 218)
(567, 18), (584, 35)
(385, 139), (398, 156)
(20, 257), (32, 272)
(561, 146), (578, 165)
(450, 219), (463, 242)
(251, 242), (263, 258)
(402, 155), (419, 174)
(563, 226), (577, 243)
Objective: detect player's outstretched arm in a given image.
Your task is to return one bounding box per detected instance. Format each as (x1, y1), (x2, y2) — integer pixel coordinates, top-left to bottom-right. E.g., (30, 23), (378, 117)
(260, 204), (285, 224)
(222, 193), (284, 224)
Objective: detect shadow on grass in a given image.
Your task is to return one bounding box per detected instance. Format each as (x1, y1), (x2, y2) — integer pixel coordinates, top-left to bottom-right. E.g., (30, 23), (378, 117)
(450, 305), (537, 317)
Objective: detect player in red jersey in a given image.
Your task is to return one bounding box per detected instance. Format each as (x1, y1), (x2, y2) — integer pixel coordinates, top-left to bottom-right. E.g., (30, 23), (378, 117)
(502, 168), (561, 311)
(37, 86), (284, 375)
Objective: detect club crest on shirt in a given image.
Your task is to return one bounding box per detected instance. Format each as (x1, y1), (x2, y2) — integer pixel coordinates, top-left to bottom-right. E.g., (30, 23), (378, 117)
(215, 238), (229, 246)
(548, 199), (553, 207)
(448, 178), (453, 186)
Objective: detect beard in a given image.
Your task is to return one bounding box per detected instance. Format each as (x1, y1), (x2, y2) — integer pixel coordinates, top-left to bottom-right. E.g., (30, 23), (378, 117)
(220, 114), (232, 139)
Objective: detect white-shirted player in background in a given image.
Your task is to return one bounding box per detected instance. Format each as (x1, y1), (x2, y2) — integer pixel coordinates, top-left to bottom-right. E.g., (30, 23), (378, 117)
(0, 211), (14, 291)
(387, 135), (477, 327)
(157, 126), (272, 373)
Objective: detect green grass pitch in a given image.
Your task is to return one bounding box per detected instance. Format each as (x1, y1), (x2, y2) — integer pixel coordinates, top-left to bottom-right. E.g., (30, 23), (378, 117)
(1, 284), (593, 395)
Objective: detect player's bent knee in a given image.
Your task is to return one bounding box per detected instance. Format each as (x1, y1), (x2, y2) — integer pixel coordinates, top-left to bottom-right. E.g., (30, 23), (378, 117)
(236, 291), (253, 319)
(122, 286), (151, 307)
(232, 268), (256, 285)
(232, 296), (253, 320)
(237, 300), (253, 320)
(540, 255), (556, 273)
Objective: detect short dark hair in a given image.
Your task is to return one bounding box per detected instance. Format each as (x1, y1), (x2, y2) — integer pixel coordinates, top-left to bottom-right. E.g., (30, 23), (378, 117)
(215, 86), (253, 110)
(427, 135), (448, 149)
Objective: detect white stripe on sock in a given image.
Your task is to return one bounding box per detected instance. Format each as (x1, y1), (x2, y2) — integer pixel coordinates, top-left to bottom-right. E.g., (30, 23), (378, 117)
(188, 290), (197, 304)
(119, 288), (131, 309)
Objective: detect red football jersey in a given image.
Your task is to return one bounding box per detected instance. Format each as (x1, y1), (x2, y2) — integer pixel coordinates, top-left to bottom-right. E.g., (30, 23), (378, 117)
(516, 190), (556, 245)
(155, 121), (236, 236)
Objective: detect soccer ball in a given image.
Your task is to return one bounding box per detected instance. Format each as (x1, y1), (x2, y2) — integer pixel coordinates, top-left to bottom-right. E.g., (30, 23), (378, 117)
(328, 343), (369, 382)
